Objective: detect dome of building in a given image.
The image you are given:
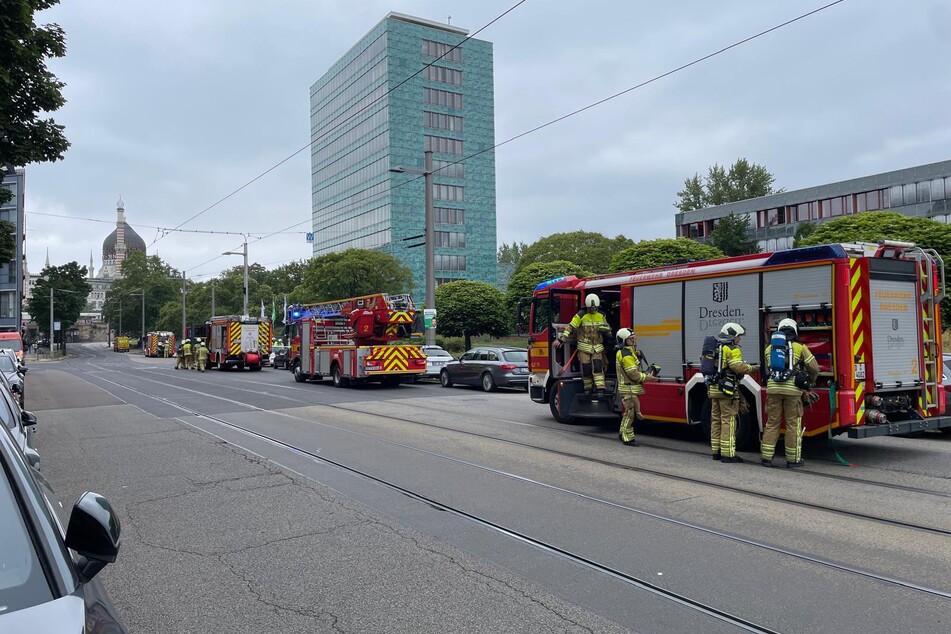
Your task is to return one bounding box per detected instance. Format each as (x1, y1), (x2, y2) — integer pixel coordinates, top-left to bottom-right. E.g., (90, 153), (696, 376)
(102, 222), (147, 260)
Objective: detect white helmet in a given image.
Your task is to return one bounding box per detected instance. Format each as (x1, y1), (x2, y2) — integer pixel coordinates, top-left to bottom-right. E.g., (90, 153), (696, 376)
(719, 322), (746, 342)
(585, 293), (600, 309)
(616, 328), (634, 345)
(778, 318), (798, 335)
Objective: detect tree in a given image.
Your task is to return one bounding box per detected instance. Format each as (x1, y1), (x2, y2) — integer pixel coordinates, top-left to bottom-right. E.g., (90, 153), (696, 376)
(610, 238), (723, 273)
(514, 232), (633, 275)
(498, 241), (528, 264)
(0, 220), (15, 262)
(709, 213), (760, 256)
(504, 260), (593, 319)
(436, 281), (509, 350)
(800, 211), (951, 318)
(792, 221), (816, 248)
(102, 252), (182, 336)
(295, 249), (412, 301)
(1, 0), (69, 205)
(675, 158), (779, 212)
(27, 261), (91, 346)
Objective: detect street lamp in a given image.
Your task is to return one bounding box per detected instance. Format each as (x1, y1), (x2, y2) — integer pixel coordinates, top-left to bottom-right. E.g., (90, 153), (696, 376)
(222, 240), (249, 317)
(389, 150), (435, 346)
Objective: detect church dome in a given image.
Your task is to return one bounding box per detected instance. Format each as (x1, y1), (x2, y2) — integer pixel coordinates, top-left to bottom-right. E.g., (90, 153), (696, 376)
(102, 222), (147, 260)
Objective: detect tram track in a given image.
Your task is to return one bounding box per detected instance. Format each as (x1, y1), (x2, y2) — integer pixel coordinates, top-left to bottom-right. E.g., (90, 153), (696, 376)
(59, 353), (951, 608)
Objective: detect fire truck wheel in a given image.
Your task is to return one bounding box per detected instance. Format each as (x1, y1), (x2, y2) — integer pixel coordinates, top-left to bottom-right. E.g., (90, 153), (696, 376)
(331, 364), (349, 388)
(481, 373), (497, 392)
(548, 385), (575, 424)
(293, 363), (307, 383)
(439, 370), (453, 388)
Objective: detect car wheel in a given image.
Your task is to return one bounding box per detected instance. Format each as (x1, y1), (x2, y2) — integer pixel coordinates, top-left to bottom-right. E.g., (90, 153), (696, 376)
(440, 370), (453, 388)
(481, 372), (497, 392)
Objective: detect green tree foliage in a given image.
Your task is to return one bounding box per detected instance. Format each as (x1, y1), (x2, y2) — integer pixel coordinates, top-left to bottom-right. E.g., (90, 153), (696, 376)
(504, 260), (593, 320)
(710, 213), (760, 256)
(792, 221), (816, 248)
(675, 158), (779, 212)
(295, 249), (412, 301)
(801, 211), (951, 318)
(498, 241), (528, 264)
(610, 238), (724, 273)
(1, 0), (69, 203)
(101, 252), (181, 336)
(0, 219), (15, 262)
(514, 231), (633, 275)
(27, 261), (91, 342)
(436, 281), (509, 350)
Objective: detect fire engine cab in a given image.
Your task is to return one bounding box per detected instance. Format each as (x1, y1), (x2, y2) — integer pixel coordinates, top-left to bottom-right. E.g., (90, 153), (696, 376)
(522, 241), (951, 448)
(203, 315), (272, 371)
(287, 293), (426, 387)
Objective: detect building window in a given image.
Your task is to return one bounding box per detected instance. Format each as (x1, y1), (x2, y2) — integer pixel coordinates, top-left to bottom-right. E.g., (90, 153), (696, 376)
(0, 291), (14, 319)
(684, 222), (704, 238)
(435, 207), (465, 224)
(433, 184), (464, 202)
(830, 197), (844, 216)
(423, 87), (462, 109)
(917, 182), (932, 203)
(424, 135), (464, 155)
(424, 111), (463, 133)
(435, 231), (466, 248)
(435, 254), (467, 271)
(425, 65), (463, 86)
(422, 39), (463, 62)
(866, 190), (883, 211)
(432, 160), (464, 178)
(932, 178), (946, 201)
(903, 183), (917, 206)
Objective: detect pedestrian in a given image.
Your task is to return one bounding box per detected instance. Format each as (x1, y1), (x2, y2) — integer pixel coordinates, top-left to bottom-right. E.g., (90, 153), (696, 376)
(183, 338), (193, 370)
(708, 322), (755, 463)
(614, 328), (655, 446)
(553, 293), (612, 394)
(761, 318), (820, 468)
(174, 342), (185, 369)
(196, 340), (208, 372)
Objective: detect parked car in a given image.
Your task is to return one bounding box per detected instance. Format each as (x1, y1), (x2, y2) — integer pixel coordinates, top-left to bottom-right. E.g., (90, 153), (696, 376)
(0, 349), (26, 408)
(269, 345), (290, 370)
(439, 347), (530, 392)
(0, 331), (24, 362)
(419, 345), (454, 380)
(0, 372), (39, 470)
(0, 421), (125, 632)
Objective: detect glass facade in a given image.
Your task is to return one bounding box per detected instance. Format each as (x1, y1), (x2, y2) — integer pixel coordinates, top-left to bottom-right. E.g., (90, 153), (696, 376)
(0, 171), (24, 332)
(310, 13), (497, 304)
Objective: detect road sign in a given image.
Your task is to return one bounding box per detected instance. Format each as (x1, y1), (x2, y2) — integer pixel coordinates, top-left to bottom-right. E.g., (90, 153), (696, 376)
(306, 232), (314, 243)
(54, 321), (61, 331)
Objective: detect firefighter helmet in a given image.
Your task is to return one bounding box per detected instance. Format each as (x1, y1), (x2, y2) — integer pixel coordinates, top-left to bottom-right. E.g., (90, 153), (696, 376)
(718, 322), (746, 342)
(616, 328), (634, 345)
(585, 294), (600, 309)
(778, 318), (798, 336)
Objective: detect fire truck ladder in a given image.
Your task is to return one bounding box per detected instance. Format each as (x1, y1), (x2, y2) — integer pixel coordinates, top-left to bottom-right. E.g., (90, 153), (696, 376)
(909, 246), (946, 412)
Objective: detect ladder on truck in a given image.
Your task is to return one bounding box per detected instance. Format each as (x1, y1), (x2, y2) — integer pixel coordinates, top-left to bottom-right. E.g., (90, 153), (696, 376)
(910, 246), (945, 413)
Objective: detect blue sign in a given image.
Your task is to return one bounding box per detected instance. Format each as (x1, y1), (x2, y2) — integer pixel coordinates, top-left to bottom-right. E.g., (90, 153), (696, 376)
(306, 232), (314, 243)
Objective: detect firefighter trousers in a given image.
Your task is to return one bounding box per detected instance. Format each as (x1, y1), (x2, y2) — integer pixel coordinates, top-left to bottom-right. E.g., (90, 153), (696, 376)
(619, 393), (642, 442)
(710, 397), (740, 458)
(174, 356), (185, 369)
(762, 393), (804, 463)
(197, 357), (206, 372)
(578, 350), (606, 391)
(185, 353), (194, 369)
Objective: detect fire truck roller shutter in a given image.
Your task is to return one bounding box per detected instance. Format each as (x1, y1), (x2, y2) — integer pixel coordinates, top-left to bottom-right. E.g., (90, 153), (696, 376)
(868, 262), (921, 389)
(631, 282), (683, 379)
(683, 273), (760, 379)
(761, 266), (833, 308)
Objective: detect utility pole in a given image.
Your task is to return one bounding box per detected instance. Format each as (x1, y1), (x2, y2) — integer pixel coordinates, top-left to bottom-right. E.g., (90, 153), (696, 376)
(181, 270), (187, 340)
(49, 287), (53, 352)
(223, 241), (249, 316)
(423, 150), (435, 346)
(211, 280), (216, 317)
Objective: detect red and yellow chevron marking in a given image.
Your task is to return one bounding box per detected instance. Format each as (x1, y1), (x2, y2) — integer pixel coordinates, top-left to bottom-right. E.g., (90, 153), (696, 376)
(229, 321), (241, 356)
(258, 322), (272, 355)
(918, 262), (936, 412)
(365, 345), (425, 372)
(384, 311), (414, 337)
(849, 259), (869, 426)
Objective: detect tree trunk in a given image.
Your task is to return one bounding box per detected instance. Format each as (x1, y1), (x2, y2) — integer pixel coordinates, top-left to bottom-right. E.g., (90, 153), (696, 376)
(464, 332), (472, 351)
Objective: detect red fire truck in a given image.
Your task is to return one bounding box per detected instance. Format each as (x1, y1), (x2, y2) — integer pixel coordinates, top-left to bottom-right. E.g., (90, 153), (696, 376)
(287, 293), (426, 387)
(144, 331), (175, 358)
(522, 241), (951, 448)
(203, 315), (272, 371)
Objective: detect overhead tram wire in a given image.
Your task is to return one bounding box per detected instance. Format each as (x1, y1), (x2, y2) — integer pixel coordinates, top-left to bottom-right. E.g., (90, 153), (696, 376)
(26, 211), (308, 237)
(147, 0), (531, 250)
(247, 0), (848, 248)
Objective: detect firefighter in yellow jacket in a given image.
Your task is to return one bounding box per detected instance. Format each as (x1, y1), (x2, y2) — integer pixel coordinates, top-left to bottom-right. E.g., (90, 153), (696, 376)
(615, 328), (655, 446)
(182, 338), (193, 370)
(762, 318), (820, 468)
(553, 293), (612, 393)
(708, 322), (755, 463)
(196, 340), (209, 372)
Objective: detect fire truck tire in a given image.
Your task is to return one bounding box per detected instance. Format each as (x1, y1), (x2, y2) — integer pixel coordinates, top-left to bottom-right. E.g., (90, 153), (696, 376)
(331, 364), (349, 388)
(481, 373), (497, 392)
(293, 363), (308, 383)
(548, 385), (575, 424)
(698, 398), (755, 451)
(439, 370), (453, 387)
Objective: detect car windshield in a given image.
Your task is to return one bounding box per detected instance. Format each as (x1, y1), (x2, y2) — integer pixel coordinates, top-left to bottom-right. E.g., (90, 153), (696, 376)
(0, 340), (21, 352)
(0, 460), (54, 614)
(502, 350), (528, 362)
(425, 348), (452, 358)
(0, 356), (16, 373)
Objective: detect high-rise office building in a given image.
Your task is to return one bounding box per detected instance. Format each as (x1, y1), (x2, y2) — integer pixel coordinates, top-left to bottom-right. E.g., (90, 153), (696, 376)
(0, 170), (25, 332)
(310, 12), (497, 303)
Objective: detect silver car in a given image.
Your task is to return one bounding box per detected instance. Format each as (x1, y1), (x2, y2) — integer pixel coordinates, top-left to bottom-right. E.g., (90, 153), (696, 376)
(420, 345), (454, 379)
(439, 347), (530, 392)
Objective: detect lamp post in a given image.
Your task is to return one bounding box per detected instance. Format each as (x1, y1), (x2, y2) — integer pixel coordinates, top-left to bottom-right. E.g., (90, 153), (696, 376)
(222, 240), (249, 317)
(129, 291), (144, 349)
(389, 150), (435, 345)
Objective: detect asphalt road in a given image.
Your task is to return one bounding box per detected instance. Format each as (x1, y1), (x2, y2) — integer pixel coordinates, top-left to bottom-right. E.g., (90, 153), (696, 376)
(26, 343), (951, 633)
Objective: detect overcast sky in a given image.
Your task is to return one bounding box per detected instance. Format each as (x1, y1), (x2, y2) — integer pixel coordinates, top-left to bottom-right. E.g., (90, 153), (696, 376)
(24, 0), (951, 282)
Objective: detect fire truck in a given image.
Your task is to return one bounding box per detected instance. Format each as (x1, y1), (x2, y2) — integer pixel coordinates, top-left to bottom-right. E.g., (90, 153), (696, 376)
(203, 315), (272, 371)
(521, 241), (951, 448)
(287, 293), (426, 387)
(144, 331), (175, 357)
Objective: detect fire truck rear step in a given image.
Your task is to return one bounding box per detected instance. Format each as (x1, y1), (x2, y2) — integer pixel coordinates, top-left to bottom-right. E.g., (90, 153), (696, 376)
(847, 416), (951, 438)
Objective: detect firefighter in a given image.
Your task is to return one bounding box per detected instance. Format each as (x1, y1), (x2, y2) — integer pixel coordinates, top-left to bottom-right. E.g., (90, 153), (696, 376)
(761, 318), (820, 468)
(196, 340), (209, 372)
(708, 322), (755, 463)
(174, 342), (185, 369)
(182, 338), (193, 370)
(553, 293), (612, 394)
(615, 328), (655, 446)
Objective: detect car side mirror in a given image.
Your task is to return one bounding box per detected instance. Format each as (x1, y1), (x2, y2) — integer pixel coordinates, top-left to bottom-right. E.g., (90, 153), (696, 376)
(21, 410), (37, 427)
(23, 446), (40, 471)
(65, 492), (121, 581)
(17, 366), (27, 374)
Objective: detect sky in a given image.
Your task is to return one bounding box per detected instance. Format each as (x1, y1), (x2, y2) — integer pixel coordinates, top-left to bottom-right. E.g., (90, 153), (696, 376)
(23, 0), (951, 282)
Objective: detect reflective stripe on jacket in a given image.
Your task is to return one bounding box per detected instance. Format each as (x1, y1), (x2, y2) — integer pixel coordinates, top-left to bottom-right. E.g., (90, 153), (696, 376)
(616, 346), (645, 395)
(707, 343), (752, 398)
(560, 310), (611, 354)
